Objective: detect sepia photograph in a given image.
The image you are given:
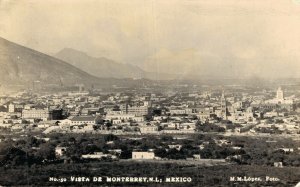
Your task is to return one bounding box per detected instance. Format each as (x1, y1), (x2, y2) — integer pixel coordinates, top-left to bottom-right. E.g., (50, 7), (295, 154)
(1, 0), (300, 186)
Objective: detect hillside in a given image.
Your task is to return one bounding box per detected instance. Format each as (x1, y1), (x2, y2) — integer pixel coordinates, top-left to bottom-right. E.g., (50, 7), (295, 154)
(0, 37), (104, 86)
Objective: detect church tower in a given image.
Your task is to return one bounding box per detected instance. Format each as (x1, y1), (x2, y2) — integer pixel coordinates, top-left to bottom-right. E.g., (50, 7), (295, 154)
(276, 87), (284, 101)
(220, 90), (227, 120)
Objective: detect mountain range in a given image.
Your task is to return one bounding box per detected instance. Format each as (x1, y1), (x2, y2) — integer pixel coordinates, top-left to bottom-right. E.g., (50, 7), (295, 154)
(55, 48), (147, 79)
(0, 36), (285, 92)
(55, 48), (178, 80)
(0, 37), (153, 90)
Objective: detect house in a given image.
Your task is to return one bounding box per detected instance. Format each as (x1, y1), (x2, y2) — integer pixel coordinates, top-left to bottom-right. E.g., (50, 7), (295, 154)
(169, 108), (186, 115)
(55, 146), (67, 157)
(198, 108), (214, 122)
(105, 114), (135, 121)
(278, 148), (294, 153)
(180, 122), (196, 130)
(274, 162), (283, 168)
(193, 154), (201, 160)
(70, 116), (95, 126)
(132, 151), (155, 159)
(108, 149), (122, 156)
(22, 108), (51, 120)
(120, 105), (149, 116)
(37, 124), (50, 128)
(11, 124), (23, 130)
(112, 119), (122, 124)
(168, 144), (182, 151)
(132, 116), (144, 122)
(139, 124), (159, 134)
(81, 152), (117, 159)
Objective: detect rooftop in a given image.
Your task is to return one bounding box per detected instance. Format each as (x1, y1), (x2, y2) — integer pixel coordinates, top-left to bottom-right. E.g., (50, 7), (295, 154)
(70, 116), (95, 121)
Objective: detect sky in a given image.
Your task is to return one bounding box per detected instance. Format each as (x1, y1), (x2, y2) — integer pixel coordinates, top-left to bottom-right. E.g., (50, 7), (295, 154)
(1, 0), (300, 79)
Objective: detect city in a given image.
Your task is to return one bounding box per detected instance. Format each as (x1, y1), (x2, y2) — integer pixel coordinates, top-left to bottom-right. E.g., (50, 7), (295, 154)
(1, 83), (300, 186)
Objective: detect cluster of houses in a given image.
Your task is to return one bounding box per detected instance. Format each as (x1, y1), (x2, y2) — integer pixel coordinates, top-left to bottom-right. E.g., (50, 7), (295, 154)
(0, 86), (299, 135)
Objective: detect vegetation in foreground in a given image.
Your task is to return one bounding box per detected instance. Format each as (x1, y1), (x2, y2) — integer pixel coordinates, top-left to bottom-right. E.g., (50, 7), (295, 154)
(0, 161), (298, 186)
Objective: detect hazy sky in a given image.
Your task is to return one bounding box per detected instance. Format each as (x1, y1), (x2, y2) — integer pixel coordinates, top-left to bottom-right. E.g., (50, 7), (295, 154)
(1, 0), (300, 78)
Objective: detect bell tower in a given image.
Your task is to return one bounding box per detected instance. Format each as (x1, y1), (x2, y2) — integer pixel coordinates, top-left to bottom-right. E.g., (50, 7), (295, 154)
(276, 87), (284, 101)
(220, 90), (227, 120)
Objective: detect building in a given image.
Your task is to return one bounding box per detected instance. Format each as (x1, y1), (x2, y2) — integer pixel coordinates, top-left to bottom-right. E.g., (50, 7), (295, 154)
(51, 109), (63, 120)
(55, 146), (67, 157)
(105, 114), (135, 121)
(261, 87), (295, 112)
(276, 87), (284, 101)
(120, 104), (149, 116)
(168, 144), (182, 151)
(8, 104), (23, 113)
(274, 162), (283, 168)
(264, 87), (294, 106)
(81, 107), (103, 115)
(193, 154), (201, 160)
(139, 124), (159, 134)
(22, 109), (51, 120)
(278, 148), (294, 153)
(169, 108), (186, 115)
(81, 152), (117, 160)
(198, 109), (214, 123)
(132, 151), (155, 159)
(81, 152), (104, 159)
(220, 91), (228, 120)
(70, 116), (96, 125)
(8, 104), (15, 113)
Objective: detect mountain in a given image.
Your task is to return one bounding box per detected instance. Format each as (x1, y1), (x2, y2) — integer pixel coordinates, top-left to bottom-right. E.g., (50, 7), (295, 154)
(55, 48), (147, 79)
(55, 48), (180, 80)
(0, 37), (152, 90)
(0, 37), (103, 87)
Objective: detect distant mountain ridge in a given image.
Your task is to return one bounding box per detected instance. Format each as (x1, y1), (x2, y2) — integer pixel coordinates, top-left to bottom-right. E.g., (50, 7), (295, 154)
(55, 48), (147, 79)
(0, 37), (154, 90)
(55, 48), (180, 80)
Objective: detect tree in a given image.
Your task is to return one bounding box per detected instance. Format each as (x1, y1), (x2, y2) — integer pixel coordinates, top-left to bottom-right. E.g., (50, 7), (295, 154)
(154, 148), (167, 158)
(161, 135), (173, 142)
(35, 143), (56, 161)
(166, 149), (185, 160)
(1, 147), (28, 166)
(120, 147), (132, 159)
(104, 134), (119, 142)
(95, 116), (104, 125)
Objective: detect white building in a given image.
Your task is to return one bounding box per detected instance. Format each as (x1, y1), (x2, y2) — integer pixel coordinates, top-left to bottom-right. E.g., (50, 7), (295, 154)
(132, 151), (155, 159)
(169, 108), (186, 115)
(81, 152), (117, 159)
(105, 114), (135, 121)
(22, 109), (51, 120)
(70, 116), (95, 126)
(265, 87), (293, 105)
(139, 125), (159, 134)
(55, 146), (67, 157)
(120, 105), (149, 116)
(8, 104), (15, 113)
